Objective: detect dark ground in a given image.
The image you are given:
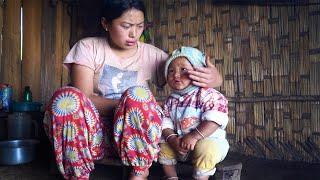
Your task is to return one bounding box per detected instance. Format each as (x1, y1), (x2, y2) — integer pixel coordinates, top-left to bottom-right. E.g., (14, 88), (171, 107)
(1, 112), (319, 180)
(0, 147), (319, 180)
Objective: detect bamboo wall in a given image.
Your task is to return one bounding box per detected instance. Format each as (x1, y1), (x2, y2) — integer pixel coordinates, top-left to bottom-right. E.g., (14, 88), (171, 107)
(0, 0), (319, 162)
(144, 0), (320, 162)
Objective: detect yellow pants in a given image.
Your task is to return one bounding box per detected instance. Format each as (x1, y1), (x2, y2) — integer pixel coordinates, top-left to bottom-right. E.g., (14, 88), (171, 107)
(158, 138), (229, 178)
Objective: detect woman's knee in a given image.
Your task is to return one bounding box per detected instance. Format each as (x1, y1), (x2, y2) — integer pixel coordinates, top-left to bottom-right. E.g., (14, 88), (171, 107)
(124, 86), (154, 102)
(126, 86), (152, 94)
(51, 86), (85, 99)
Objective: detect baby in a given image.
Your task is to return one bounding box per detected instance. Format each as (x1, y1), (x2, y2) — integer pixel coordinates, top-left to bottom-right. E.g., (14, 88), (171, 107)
(159, 47), (229, 180)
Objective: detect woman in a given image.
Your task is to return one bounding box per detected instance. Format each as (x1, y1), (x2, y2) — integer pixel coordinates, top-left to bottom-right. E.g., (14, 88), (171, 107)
(43, 0), (223, 179)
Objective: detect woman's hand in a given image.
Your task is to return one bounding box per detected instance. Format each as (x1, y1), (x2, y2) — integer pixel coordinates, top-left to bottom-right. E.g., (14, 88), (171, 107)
(187, 56), (223, 88)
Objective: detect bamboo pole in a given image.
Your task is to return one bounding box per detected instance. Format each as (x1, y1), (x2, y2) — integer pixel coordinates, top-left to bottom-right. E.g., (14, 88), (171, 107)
(205, 0), (213, 50)
(159, 0), (168, 53)
(180, 0), (189, 45)
(189, 0), (198, 48)
(167, 0), (175, 53)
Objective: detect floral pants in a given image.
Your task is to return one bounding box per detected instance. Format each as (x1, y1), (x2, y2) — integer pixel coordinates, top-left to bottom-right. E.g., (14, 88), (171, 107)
(43, 86), (162, 179)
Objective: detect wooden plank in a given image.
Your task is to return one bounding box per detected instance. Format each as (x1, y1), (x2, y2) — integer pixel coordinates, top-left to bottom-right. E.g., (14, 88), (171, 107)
(61, 3), (71, 86)
(54, 1), (63, 90)
(0, 1), (3, 74)
(1, 0), (21, 100)
(22, 0), (42, 102)
(40, 0), (57, 106)
(38, 0), (71, 106)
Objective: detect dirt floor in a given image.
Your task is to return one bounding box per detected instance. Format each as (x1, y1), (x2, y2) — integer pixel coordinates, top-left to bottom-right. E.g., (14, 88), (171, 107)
(0, 150), (319, 180)
(1, 113), (319, 179)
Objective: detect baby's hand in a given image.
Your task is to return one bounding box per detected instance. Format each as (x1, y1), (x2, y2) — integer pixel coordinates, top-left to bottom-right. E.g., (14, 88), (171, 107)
(180, 133), (199, 151)
(168, 136), (188, 155)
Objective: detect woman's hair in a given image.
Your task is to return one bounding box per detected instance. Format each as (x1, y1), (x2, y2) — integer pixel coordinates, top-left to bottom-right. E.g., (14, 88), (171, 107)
(101, 0), (146, 22)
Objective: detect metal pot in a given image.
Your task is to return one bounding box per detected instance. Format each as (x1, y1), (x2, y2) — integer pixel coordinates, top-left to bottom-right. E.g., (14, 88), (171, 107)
(0, 139), (39, 165)
(0, 112), (8, 140)
(7, 112), (38, 140)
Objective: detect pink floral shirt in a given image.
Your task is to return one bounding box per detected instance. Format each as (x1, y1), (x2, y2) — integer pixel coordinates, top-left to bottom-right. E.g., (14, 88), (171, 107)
(163, 88), (228, 139)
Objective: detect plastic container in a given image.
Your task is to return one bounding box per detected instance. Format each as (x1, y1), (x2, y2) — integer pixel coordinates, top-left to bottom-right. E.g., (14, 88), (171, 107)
(0, 85), (13, 112)
(12, 102), (42, 112)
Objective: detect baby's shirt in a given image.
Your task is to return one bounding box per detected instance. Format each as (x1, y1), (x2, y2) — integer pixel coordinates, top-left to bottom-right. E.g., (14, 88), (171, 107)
(64, 37), (168, 99)
(163, 88), (228, 139)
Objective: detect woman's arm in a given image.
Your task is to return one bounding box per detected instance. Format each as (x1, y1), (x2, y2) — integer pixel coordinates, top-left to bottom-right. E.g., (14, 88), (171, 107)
(187, 56), (223, 88)
(70, 64), (119, 117)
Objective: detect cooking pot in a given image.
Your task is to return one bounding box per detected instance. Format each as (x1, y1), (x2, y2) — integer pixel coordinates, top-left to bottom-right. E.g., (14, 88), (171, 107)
(0, 139), (39, 165)
(7, 112), (38, 139)
(0, 112), (8, 140)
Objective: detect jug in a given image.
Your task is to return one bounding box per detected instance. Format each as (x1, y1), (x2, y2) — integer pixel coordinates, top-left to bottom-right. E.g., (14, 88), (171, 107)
(7, 112), (38, 139)
(0, 85), (13, 112)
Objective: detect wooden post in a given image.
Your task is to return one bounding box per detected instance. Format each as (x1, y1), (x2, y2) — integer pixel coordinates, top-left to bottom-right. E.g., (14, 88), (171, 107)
(40, 0), (71, 107)
(22, 0), (42, 102)
(0, 1), (4, 74)
(61, 2), (71, 86)
(40, 0), (57, 106)
(1, 0), (21, 100)
(54, 0), (63, 92)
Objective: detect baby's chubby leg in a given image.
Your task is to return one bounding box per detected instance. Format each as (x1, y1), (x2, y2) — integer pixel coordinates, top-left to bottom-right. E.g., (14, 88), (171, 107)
(129, 169), (149, 180)
(192, 138), (229, 180)
(159, 143), (179, 179)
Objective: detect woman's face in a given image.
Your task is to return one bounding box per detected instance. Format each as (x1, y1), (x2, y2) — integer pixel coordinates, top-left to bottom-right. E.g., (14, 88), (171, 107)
(103, 8), (145, 50)
(167, 57), (194, 91)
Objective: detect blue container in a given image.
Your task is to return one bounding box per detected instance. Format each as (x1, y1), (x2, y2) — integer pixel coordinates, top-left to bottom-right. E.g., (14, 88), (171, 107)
(12, 102), (42, 112)
(0, 86), (13, 112)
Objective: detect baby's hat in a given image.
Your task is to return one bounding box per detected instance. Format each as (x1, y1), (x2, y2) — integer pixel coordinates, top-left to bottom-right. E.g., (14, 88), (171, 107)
(164, 46), (206, 79)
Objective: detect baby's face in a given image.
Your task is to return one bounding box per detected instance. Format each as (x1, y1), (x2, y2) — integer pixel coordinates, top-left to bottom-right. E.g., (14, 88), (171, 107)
(167, 57), (193, 91)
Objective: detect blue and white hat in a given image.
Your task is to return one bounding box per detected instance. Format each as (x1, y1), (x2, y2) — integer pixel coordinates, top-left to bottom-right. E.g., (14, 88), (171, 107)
(164, 46), (206, 96)
(164, 46), (206, 79)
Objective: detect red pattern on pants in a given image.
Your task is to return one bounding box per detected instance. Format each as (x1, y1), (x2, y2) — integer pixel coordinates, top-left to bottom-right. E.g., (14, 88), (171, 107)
(114, 86), (162, 175)
(43, 86), (162, 179)
(43, 86), (105, 179)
